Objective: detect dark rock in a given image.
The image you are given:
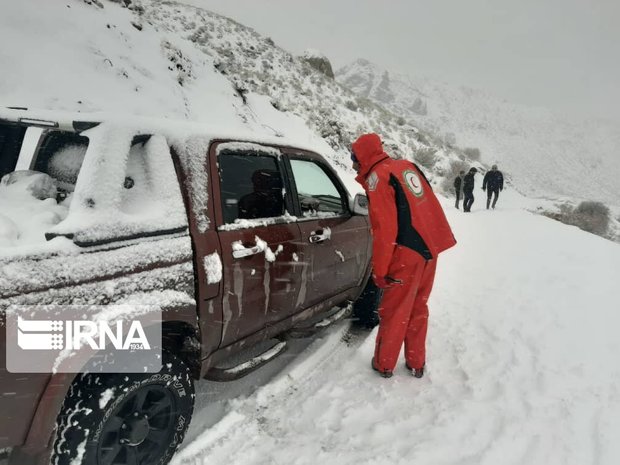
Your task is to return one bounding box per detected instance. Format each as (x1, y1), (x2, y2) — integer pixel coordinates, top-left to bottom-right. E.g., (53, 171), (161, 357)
(300, 53), (335, 79)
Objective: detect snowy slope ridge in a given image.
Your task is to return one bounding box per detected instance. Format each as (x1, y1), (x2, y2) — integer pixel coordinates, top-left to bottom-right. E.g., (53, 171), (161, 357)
(171, 196), (620, 465)
(130, 0), (461, 174)
(336, 59), (620, 208)
(0, 1), (292, 139)
(0, 0), (460, 187)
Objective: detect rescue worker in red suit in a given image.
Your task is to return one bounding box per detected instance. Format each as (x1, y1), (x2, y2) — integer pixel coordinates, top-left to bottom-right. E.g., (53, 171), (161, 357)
(351, 133), (456, 378)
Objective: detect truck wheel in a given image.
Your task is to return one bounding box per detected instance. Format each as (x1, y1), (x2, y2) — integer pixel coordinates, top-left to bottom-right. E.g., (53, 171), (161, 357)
(352, 277), (381, 329)
(51, 352), (194, 465)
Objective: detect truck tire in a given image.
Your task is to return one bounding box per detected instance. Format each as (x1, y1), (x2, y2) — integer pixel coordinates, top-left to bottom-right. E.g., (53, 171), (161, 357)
(51, 352), (194, 465)
(352, 277), (381, 329)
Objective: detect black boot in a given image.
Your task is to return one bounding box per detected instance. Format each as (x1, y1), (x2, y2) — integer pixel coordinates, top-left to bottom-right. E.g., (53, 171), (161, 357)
(406, 362), (425, 378)
(372, 358), (393, 378)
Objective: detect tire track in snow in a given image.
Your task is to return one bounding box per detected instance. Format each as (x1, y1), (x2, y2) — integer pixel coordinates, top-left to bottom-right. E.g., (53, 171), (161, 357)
(171, 321), (364, 465)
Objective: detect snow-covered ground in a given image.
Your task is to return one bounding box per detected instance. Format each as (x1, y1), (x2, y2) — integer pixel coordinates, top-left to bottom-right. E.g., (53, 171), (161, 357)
(172, 191), (620, 465)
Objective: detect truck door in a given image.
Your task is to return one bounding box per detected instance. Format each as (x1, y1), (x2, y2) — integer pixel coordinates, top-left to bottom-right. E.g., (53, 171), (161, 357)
(211, 142), (303, 347)
(284, 151), (370, 310)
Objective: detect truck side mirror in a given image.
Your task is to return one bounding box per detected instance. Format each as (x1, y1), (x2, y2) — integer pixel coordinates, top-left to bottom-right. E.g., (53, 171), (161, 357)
(350, 193), (368, 215)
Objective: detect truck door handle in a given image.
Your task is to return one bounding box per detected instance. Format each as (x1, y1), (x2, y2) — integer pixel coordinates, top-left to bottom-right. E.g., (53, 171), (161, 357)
(309, 232), (329, 243)
(232, 245), (262, 259)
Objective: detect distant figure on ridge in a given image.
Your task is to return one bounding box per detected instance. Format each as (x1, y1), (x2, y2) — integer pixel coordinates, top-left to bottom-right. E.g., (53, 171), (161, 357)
(482, 164), (504, 210)
(462, 167), (477, 212)
(453, 170), (464, 209)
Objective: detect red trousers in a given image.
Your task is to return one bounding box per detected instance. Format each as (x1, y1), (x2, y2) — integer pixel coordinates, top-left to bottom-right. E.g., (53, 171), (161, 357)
(374, 246), (437, 372)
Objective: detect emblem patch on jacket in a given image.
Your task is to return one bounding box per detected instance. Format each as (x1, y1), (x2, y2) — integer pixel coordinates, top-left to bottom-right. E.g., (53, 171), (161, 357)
(367, 171), (379, 191)
(403, 170), (424, 197)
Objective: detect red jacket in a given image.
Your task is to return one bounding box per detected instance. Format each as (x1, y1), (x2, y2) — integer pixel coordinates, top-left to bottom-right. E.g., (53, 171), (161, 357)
(352, 133), (456, 278)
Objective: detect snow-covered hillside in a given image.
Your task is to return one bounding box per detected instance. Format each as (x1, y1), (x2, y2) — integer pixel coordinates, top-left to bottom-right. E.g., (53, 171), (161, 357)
(0, 0), (464, 188)
(336, 59), (620, 209)
(171, 192), (620, 465)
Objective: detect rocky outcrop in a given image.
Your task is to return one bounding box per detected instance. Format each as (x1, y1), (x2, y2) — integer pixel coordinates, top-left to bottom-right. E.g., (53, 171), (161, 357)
(300, 50), (335, 79)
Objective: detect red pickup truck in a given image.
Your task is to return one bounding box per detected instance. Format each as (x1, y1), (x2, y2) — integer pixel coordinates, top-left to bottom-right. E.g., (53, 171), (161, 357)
(0, 108), (377, 465)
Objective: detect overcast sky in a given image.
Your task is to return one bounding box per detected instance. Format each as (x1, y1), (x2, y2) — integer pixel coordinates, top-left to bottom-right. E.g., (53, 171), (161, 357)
(180, 0), (620, 122)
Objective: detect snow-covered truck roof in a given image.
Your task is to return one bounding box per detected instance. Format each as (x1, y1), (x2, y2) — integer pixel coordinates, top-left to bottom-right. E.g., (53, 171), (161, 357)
(0, 106), (319, 153)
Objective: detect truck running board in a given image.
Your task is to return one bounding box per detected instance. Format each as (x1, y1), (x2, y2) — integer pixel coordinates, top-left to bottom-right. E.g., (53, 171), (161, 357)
(285, 303), (352, 339)
(204, 339), (288, 381)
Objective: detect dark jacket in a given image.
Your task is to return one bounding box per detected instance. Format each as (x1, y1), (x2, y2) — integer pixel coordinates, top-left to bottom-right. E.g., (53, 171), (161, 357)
(453, 175), (462, 191)
(463, 172), (476, 193)
(352, 133), (456, 275)
(483, 170), (504, 191)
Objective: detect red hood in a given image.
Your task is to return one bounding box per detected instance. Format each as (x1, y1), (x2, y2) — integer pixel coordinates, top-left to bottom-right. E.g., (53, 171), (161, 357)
(352, 133), (389, 179)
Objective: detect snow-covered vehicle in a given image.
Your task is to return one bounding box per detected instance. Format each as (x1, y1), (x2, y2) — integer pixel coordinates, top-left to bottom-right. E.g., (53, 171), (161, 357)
(0, 107), (376, 465)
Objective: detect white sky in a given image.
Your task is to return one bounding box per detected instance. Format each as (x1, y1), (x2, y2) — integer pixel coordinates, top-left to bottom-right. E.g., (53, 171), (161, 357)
(178, 0), (620, 122)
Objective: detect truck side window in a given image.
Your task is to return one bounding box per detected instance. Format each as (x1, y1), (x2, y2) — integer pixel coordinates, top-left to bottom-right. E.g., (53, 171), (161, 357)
(289, 159), (346, 217)
(218, 153), (284, 224)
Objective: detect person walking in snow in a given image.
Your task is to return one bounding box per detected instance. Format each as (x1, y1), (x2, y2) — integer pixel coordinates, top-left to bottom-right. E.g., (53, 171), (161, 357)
(462, 167), (477, 212)
(454, 170), (464, 209)
(351, 133), (456, 378)
(482, 164), (504, 210)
